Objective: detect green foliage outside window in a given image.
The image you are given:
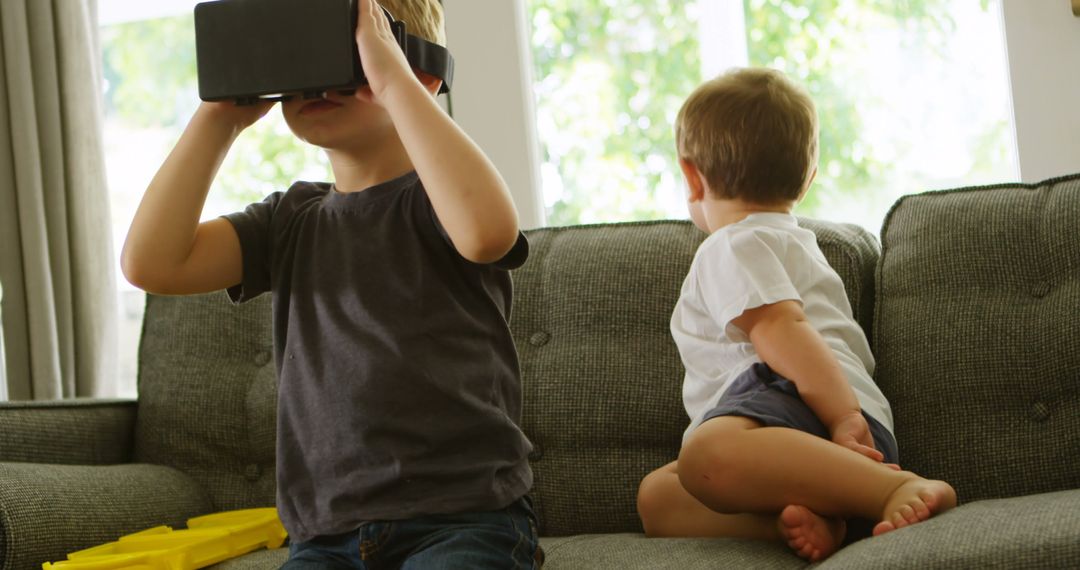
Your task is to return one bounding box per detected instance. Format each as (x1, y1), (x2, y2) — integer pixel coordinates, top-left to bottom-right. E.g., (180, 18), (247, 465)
(528, 0), (1009, 227)
(529, 0), (701, 225)
(103, 3), (1010, 227)
(742, 0), (953, 214)
(101, 15), (329, 209)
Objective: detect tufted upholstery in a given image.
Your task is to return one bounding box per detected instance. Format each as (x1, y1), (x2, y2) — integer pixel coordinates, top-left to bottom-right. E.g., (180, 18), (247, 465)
(873, 173), (1080, 503)
(510, 219), (878, 536)
(135, 292), (277, 511)
(127, 218), (878, 538)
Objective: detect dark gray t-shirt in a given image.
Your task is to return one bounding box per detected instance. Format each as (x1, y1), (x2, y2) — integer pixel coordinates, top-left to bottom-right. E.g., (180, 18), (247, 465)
(222, 171), (533, 543)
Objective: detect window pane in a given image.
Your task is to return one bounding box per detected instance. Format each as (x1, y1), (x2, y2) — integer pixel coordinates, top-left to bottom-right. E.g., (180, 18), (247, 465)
(526, 0), (1017, 231)
(101, 13), (330, 396)
(528, 1), (704, 226)
(744, 0), (1017, 231)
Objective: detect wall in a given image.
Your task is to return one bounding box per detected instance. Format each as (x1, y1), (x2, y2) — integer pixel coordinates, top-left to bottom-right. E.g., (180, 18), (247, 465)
(1002, 0), (1080, 182)
(443, 0), (546, 229)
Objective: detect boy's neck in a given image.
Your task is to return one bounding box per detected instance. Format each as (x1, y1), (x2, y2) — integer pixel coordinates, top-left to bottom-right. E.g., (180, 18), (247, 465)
(326, 135), (415, 193)
(701, 197), (794, 234)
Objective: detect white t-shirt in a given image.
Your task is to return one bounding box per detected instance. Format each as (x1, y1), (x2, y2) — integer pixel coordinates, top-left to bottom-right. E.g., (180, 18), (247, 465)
(671, 213), (893, 444)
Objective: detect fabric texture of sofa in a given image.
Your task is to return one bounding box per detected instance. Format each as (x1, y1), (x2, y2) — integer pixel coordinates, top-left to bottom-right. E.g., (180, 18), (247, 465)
(1, 174), (1078, 569)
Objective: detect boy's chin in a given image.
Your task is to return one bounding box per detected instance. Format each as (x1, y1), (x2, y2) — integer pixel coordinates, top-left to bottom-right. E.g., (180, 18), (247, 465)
(299, 131), (389, 154)
(285, 109), (393, 150)
(291, 126), (372, 151)
(296, 132), (347, 150)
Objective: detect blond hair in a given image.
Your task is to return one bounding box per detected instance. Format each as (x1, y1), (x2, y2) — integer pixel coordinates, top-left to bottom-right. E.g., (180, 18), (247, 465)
(675, 68), (818, 204)
(380, 0), (446, 46)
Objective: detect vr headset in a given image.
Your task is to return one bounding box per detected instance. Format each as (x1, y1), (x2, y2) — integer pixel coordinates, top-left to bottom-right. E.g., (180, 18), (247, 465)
(194, 0), (454, 104)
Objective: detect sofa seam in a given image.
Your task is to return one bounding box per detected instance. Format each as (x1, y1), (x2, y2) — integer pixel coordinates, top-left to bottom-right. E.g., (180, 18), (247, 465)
(0, 399), (138, 410)
(527, 219), (692, 233)
(538, 535), (593, 558)
(812, 227), (877, 341)
(915, 171), (1080, 195)
(0, 498), (9, 570)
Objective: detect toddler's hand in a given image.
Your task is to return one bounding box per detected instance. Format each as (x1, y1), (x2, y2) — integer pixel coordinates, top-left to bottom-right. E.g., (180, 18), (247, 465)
(829, 412), (885, 464)
(354, 0), (415, 105)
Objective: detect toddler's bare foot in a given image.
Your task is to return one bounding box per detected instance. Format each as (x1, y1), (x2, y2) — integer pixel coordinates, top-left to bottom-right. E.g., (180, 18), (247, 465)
(778, 504), (845, 562)
(873, 476), (957, 536)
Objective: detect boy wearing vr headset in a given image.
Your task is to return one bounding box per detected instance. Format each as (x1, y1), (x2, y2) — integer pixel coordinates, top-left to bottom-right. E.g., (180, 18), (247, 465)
(122, 0), (541, 567)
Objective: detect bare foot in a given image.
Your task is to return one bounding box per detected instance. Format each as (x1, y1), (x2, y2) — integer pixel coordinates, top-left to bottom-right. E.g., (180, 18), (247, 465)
(778, 505), (846, 562)
(873, 477), (957, 536)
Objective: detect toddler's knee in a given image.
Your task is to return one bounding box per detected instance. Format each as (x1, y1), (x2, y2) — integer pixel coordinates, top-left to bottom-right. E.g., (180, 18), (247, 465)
(677, 439), (743, 513)
(636, 471), (668, 536)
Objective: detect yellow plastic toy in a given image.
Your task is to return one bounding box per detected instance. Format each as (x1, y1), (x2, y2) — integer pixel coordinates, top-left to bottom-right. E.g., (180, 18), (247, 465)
(42, 508), (287, 570)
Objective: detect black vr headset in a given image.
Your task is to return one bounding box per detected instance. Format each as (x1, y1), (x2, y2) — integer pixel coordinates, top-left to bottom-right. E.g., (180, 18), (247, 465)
(194, 0), (454, 104)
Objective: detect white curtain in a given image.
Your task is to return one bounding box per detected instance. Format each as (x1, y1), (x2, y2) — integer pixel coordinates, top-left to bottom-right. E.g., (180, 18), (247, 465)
(0, 0), (117, 400)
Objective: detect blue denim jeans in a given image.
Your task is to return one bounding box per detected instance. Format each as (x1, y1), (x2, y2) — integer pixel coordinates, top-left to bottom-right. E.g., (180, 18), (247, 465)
(280, 497), (543, 569)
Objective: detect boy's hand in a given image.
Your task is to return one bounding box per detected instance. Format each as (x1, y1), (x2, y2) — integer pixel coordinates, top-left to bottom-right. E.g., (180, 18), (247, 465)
(830, 411), (887, 463)
(354, 0), (416, 105)
(198, 100), (274, 134)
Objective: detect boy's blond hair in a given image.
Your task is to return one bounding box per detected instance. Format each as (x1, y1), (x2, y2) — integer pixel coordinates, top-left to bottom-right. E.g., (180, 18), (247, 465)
(675, 68), (818, 205)
(381, 0), (446, 46)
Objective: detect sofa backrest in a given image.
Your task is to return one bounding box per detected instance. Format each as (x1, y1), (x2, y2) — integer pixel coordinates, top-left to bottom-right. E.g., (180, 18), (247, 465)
(873, 174), (1080, 504)
(135, 291), (277, 512)
(134, 218), (880, 535)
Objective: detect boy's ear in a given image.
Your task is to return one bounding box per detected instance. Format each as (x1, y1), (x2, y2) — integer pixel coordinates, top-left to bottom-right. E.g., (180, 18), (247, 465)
(679, 158), (707, 202)
(416, 70), (443, 95)
(797, 166), (818, 203)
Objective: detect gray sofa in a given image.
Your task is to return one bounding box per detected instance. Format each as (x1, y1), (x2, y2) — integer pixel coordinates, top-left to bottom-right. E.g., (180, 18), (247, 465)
(2, 174), (1079, 569)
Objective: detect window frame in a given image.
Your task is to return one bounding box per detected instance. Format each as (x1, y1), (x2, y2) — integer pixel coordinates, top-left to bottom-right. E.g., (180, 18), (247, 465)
(444, 0), (546, 229)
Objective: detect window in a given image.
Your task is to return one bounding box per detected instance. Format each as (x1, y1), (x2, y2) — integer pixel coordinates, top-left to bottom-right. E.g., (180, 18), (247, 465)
(98, 0), (1019, 395)
(526, 0), (1018, 231)
(100, 0), (330, 396)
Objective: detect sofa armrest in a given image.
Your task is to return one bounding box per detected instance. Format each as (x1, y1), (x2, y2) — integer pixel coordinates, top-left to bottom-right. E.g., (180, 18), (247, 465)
(0, 462), (213, 570)
(0, 399), (137, 465)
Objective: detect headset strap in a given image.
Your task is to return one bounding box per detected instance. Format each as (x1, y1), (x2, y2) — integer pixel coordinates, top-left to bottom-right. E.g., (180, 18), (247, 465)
(405, 35), (455, 94)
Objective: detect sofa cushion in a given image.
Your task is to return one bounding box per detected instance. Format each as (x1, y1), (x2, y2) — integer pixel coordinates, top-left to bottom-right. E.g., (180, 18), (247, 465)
(1, 463), (211, 570)
(208, 534), (804, 570)
(873, 174), (1080, 502)
(210, 490), (1080, 569)
(135, 292), (277, 511)
(818, 489), (1080, 569)
(211, 546), (288, 569)
(513, 219), (880, 536)
(538, 533), (803, 569)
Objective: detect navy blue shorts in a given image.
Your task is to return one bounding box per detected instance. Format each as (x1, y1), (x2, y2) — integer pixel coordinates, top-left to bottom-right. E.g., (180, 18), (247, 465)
(701, 362), (899, 465)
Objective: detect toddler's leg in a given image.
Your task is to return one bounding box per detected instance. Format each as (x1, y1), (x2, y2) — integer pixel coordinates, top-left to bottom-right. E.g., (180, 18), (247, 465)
(638, 461), (782, 539)
(638, 461), (846, 561)
(678, 417), (956, 533)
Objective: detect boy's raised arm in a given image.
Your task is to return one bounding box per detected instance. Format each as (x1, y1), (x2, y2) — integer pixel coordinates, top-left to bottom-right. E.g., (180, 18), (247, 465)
(121, 102), (271, 295)
(352, 0), (520, 264)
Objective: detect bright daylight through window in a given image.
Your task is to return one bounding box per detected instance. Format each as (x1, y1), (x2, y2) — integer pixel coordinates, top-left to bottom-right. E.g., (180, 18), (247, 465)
(527, 0), (1017, 229)
(99, 0), (1017, 396)
(100, 0), (332, 396)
